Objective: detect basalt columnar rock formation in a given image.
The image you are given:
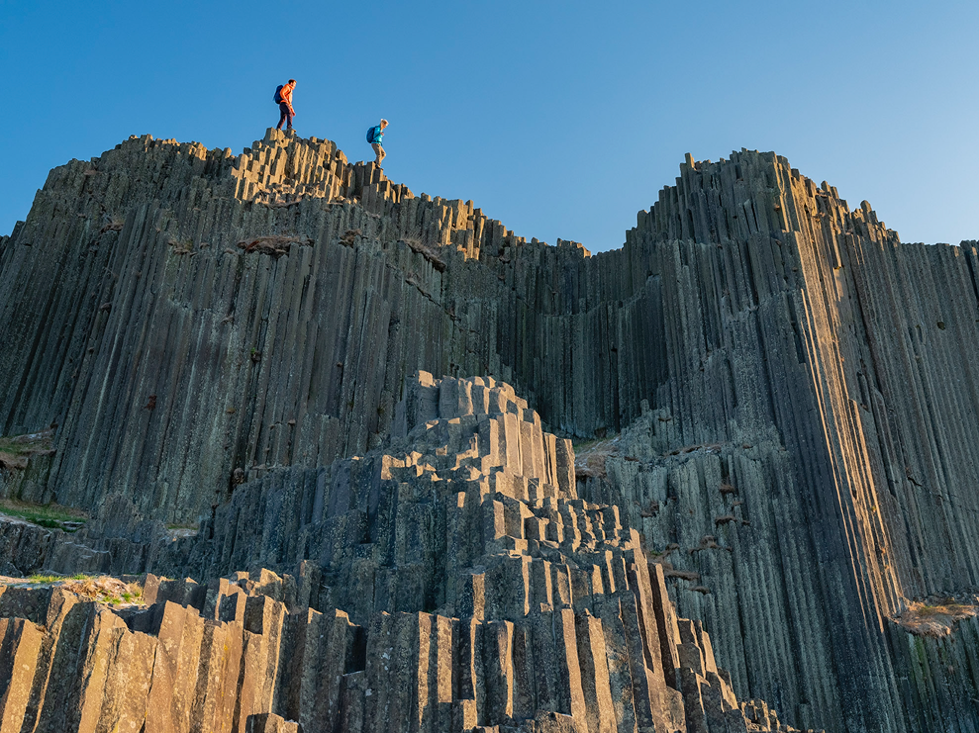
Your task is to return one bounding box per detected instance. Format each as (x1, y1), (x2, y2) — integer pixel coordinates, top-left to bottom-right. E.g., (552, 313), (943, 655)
(1, 128), (978, 732)
(0, 374), (815, 733)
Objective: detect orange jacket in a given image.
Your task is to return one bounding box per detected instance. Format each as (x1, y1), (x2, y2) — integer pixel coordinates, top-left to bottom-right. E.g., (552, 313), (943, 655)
(281, 83), (295, 108)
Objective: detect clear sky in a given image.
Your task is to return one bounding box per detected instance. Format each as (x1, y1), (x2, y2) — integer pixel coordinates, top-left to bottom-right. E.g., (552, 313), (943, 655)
(1, 0), (976, 251)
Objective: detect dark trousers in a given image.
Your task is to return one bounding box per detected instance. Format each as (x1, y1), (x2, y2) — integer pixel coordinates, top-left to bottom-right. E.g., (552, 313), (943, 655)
(276, 103), (294, 130)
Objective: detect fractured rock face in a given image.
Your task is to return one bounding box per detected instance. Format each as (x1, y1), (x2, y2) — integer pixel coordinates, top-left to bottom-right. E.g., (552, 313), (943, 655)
(3, 128), (979, 731)
(0, 374), (817, 733)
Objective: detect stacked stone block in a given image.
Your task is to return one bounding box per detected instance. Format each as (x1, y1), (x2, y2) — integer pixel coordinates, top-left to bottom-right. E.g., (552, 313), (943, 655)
(0, 375), (816, 732)
(3, 129), (979, 731)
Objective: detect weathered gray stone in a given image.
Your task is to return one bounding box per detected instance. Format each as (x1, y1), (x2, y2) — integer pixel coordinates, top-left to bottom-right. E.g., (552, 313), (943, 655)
(0, 374), (814, 732)
(2, 128), (976, 732)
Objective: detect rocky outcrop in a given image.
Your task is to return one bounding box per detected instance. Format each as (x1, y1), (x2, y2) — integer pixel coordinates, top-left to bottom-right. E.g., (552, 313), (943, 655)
(0, 375), (815, 733)
(2, 129), (979, 731)
(573, 156), (979, 732)
(0, 573), (809, 733)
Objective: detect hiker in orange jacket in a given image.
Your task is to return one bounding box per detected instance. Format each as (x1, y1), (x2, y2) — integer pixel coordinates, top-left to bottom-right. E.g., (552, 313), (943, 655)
(276, 80), (297, 131)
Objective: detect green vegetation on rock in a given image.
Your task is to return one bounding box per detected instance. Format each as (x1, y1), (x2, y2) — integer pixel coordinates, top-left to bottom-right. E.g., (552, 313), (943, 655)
(0, 430), (55, 468)
(0, 498), (87, 531)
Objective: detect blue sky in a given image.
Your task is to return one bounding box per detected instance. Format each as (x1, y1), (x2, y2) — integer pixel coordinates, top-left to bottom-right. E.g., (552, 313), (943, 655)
(1, 0), (976, 250)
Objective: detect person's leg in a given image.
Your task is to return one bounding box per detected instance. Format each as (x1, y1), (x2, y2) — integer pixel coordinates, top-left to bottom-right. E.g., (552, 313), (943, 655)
(372, 143), (382, 165)
(277, 103), (288, 130)
(286, 111), (294, 130)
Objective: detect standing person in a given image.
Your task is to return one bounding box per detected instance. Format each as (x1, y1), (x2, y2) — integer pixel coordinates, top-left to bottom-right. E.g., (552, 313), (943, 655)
(367, 119), (389, 167)
(275, 79), (297, 131)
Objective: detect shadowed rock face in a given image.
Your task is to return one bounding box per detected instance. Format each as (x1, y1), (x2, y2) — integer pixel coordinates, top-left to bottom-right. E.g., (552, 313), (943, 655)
(1, 130), (978, 731)
(0, 374), (817, 733)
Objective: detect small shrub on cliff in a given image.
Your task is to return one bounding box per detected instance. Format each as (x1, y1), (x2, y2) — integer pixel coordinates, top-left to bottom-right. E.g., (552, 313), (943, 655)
(237, 235), (312, 257)
(894, 599), (979, 637)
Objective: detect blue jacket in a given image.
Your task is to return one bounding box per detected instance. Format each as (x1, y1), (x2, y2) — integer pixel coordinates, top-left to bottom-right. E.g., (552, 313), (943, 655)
(371, 126), (384, 145)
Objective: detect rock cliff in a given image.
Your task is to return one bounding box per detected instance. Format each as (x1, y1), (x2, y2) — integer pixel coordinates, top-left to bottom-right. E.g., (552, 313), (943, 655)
(1, 129), (977, 731)
(0, 374), (818, 733)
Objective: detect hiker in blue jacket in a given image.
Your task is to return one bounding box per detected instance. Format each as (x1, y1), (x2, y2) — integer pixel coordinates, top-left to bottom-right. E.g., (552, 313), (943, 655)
(368, 119), (389, 167)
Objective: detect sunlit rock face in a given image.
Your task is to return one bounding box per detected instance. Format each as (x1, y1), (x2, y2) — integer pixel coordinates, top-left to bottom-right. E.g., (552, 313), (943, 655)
(1, 129), (978, 732)
(0, 374), (818, 733)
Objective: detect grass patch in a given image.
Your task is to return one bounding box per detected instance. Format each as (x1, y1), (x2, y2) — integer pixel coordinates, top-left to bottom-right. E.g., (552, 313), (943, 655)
(25, 574), (65, 584)
(10, 575), (146, 607)
(0, 437), (48, 457)
(64, 575), (143, 606)
(0, 498), (87, 531)
(0, 430), (55, 469)
(20, 572), (91, 583)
